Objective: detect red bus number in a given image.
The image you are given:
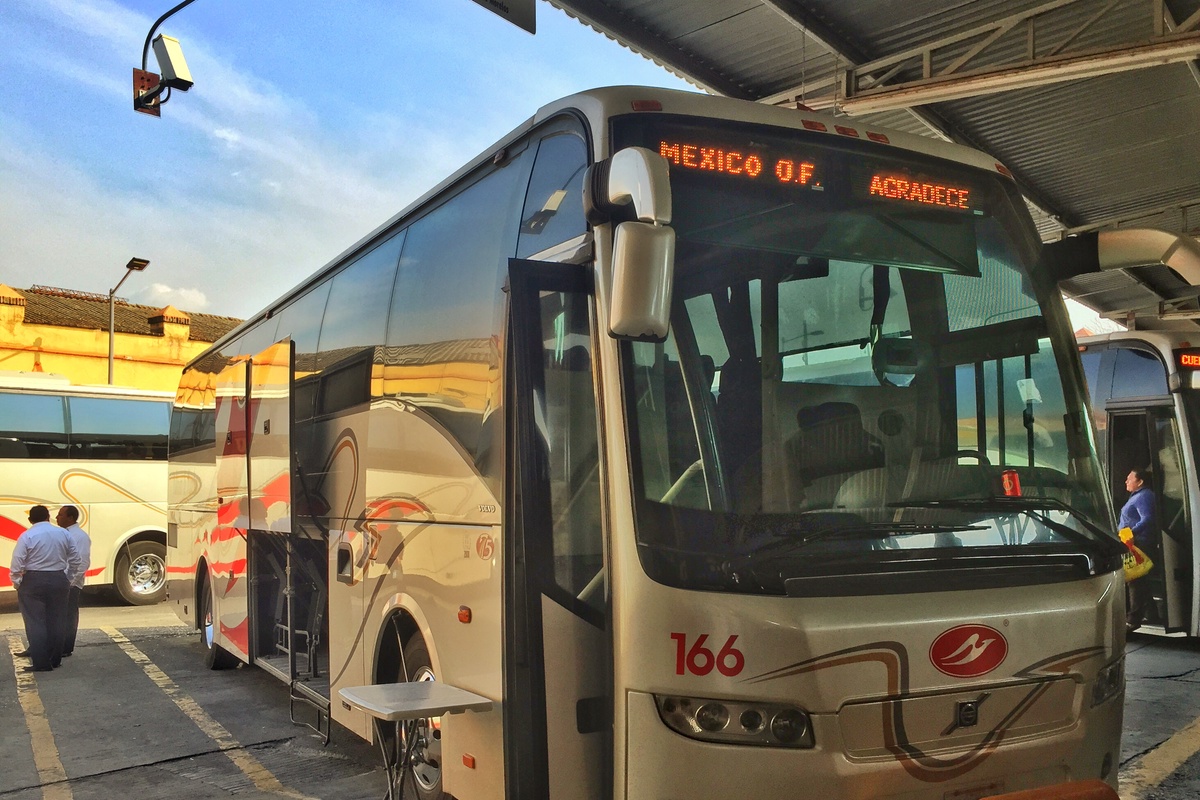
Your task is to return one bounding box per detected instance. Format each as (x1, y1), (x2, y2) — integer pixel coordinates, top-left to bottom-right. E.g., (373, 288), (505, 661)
(671, 632), (745, 677)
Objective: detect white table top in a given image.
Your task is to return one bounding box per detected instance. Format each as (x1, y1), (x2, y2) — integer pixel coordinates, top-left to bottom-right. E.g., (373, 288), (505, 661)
(338, 682), (493, 722)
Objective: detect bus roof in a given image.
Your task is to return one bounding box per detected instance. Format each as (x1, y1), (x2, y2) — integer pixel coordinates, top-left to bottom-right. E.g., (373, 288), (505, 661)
(0, 371), (173, 399)
(1078, 329), (1200, 351)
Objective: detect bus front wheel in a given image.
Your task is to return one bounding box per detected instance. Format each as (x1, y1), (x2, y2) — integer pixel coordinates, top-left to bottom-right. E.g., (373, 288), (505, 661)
(114, 541), (167, 605)
(398, 638), (445, 800)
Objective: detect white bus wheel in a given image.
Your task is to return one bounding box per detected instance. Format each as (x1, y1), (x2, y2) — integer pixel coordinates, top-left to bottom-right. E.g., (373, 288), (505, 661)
(115, 541), (167, 605)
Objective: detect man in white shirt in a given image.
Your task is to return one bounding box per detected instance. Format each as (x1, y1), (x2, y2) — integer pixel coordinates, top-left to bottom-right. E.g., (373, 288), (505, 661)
(11, 505), (82, 672)
(56, 505), (92, 657)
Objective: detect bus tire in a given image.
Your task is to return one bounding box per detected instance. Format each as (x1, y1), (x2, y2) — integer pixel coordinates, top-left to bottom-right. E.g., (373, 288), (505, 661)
(399, 638), (446, 800)
(199, 573), (239, 671)
(114, 540), (167, 605)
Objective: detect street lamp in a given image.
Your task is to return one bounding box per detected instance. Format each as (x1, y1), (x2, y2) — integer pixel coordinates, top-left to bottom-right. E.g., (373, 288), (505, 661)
(109, 258), (150, 384)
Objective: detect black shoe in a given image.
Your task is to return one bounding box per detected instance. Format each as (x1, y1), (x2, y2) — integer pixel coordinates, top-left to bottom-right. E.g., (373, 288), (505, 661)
(14, 650), (30, 657)
(21, 666), (52, 673)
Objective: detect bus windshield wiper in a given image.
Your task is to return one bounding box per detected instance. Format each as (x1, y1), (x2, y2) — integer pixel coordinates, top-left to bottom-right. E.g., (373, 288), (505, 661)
(743, 519), (987, 561)
(890, 496), (1122, 553)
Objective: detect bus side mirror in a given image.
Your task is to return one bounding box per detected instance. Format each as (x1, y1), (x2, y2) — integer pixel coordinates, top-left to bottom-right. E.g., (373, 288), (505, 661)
(585, 147), (676, 342)
(611, 222), (675, 341)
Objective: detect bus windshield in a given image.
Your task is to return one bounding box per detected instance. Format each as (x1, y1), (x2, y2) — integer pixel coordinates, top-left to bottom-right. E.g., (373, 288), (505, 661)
(613, 115), (1115, 595)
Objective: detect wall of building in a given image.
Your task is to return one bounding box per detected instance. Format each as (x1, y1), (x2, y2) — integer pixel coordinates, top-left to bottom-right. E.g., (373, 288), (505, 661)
(0, 284), (240, 393)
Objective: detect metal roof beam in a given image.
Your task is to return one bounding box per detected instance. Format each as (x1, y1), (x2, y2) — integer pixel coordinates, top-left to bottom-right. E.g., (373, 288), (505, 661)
(841, 35), (1200, 113)
(838, 0), (1200, 113)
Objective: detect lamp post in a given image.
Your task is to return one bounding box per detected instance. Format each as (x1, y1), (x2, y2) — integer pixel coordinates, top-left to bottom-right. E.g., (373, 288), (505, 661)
(109, 258), (150, 384)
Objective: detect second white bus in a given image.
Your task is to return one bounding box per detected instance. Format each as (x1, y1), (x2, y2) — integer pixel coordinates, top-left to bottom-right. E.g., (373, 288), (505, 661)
(1078, 328), (1200, 636)
(0, 372), (170, 604)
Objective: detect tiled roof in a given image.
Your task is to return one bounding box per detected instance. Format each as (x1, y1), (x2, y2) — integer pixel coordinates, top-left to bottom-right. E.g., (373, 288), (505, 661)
(15, 286), (242, 343)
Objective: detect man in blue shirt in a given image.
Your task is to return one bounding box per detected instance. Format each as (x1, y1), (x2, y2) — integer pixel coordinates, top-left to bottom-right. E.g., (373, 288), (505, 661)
(1121, 468), (1157, 633)
(10, 505), (82, 672)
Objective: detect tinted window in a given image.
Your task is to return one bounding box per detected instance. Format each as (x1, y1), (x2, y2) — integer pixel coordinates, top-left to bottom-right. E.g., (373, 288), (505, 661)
(1079, 350), (1105, 410)
(170, 405), (215, 453)
(319, 358), (372, 416)
(0, 392), (67, 458)
(69, 397), (170, 460)
(518, 133), (589, 258)
(388, 164), (525, 347)
(275, 281), (332, 359)
(235, 317), (281, 357)
(319, 231), (404, 353)
(273, 281), (332, 421)
(1112, 347), (1168, 398)
(384, 157), (528, 476)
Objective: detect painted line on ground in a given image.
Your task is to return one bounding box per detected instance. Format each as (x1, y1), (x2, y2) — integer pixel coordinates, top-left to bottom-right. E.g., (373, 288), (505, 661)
(101, 626), (315, 800)
(6, 634), (72, 800)
(1120, 711), (1200, 799)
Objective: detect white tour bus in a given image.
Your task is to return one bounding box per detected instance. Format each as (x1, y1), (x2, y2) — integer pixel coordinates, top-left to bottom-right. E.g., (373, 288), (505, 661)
(1077, 328), (1200, 636)
(169, 86), (1182, 800)
(1, 372), (171, 604)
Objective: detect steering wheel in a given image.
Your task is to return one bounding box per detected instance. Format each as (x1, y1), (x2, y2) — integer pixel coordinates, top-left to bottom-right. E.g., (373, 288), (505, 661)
(954, 449), (992, 465)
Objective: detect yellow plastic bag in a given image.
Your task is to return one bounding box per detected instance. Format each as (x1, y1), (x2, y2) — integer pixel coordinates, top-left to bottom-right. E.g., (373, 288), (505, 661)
(1119, 527), (1154, 582)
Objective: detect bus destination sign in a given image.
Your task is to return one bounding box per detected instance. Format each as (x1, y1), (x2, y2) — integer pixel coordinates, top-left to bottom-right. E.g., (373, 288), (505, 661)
(1177, 349), (1200, 370)
(659, 140), (819, 187)
(657, 138), (973, 212)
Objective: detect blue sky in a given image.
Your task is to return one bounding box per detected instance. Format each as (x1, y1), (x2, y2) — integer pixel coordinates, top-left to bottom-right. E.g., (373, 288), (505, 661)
(0, 0), (694, 318)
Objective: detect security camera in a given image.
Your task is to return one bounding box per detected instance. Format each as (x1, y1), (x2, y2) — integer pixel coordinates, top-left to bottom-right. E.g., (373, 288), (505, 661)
(152, 34), (193, 91)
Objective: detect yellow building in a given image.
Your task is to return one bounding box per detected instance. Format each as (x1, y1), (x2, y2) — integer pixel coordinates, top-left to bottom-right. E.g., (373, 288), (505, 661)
(0, 284), (241, 392)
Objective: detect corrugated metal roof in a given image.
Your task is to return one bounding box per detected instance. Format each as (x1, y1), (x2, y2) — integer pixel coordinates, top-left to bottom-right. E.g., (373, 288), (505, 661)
(551, 0), (1200, 328)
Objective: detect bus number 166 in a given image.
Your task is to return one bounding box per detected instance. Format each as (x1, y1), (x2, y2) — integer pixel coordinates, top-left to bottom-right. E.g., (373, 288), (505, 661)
(671, 633), (745, 677)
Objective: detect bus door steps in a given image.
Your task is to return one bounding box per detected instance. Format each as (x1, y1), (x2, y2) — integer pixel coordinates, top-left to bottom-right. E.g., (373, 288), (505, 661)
(273, 622), (322, 680)
(289, 680), (331, 745)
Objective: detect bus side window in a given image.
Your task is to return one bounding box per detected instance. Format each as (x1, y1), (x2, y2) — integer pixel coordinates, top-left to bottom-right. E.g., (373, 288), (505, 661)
(538, 290), (604, 611)
(1112, 347), (1168, 398)
(68, 397), (168, 460)
(384, 155), (529, 483)
(517, 132), (589, 259)
(0, 391), (65, 458)
(271, 281), (332, 425)
(310, 232), (406, 416)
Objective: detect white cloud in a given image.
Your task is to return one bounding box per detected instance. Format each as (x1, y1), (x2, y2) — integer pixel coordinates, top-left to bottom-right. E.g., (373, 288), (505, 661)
(132, 283), (210, 312)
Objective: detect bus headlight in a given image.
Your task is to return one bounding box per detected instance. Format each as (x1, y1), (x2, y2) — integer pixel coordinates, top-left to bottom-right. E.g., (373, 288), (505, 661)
(655, 695), (815, 748)
(1091, 658), (1124, 707)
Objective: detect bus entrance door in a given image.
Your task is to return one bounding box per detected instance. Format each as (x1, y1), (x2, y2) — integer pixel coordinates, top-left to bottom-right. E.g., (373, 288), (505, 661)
(212, 355), (252, 660)
(507, 260), (611, 800)
(1109, 408), (1192, 633)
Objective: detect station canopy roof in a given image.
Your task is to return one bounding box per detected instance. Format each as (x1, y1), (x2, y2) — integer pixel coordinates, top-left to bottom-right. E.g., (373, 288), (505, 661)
(550, 0), (1200, 331)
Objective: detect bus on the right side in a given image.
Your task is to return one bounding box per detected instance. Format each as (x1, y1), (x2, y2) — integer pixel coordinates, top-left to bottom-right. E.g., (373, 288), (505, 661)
(1078, 328), (1200, 635)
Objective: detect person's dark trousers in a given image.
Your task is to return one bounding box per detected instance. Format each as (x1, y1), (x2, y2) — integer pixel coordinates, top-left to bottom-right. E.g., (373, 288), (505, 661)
(17, 571), (70, 670)
(63, 585), (82, 655)
(1127, 573), (1155, 631)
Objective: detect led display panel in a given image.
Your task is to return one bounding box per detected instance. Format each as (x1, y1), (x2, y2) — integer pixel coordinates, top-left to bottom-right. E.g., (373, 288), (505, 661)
(1176, 349), (1200, 370)
(612, 114), (1000, 276)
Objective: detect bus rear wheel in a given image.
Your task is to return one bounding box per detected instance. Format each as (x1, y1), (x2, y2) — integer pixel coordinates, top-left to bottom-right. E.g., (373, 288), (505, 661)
(114, 541), (167, 605)
(199, 573), (239, 670)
